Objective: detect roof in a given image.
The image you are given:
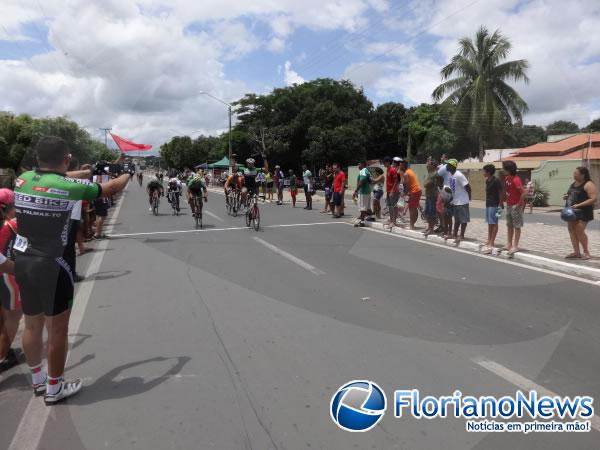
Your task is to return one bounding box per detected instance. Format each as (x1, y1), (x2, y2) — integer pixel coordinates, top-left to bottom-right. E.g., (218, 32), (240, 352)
(505, 133), (600, 161)
(208, 156), (230, 168)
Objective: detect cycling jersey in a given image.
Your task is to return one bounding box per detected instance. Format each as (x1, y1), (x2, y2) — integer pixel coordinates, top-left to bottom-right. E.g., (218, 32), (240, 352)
(225, 175), (243, 190)
(14, 171), (101, 258)
(147, 179), (162, 191)
(244, 168), (257, 192)
(187, 176), (207, 193)
(14, 170), (101, 316)
(167, 178), (182, 192)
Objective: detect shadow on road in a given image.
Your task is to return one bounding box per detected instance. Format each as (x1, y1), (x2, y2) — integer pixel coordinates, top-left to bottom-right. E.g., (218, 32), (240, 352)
(70, 356), (191, 405)
(89, 270), (133, 281)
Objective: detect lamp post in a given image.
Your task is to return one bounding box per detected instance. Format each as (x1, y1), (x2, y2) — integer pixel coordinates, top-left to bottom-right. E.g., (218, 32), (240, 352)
(199, 91), (233, 174)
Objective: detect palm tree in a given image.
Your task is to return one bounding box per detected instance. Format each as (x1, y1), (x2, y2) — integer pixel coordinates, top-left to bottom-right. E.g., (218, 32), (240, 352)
(432, 26), (529, 160)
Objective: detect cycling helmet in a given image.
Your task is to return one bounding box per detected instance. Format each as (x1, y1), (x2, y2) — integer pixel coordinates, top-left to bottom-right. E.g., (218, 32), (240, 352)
(246, 158), (255, 165)
(0, 188), (14, 207)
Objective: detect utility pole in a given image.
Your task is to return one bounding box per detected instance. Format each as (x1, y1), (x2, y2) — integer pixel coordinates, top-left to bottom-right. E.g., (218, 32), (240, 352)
(99, 127), (112, 148)
(199, 92), (234, 174)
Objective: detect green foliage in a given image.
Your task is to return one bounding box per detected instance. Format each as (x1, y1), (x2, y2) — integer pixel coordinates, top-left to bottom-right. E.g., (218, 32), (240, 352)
(233, 79), (372, 168)
(583, 118), (600, 132)
(432, 26), (529, 160)
(545, 120), (579, 135)
(508, 124), (546, 147)
(0, 112), (115, 170)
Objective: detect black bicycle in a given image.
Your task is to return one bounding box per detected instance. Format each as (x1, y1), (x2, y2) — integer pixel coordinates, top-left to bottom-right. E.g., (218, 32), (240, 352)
(245, 193), (260, 231)
(169, 190), (180, 216)
(151, 191), (160, 216)
(190, 193), (204, 228)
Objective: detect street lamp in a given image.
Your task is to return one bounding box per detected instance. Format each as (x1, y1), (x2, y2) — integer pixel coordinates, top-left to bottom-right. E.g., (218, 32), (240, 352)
(198, 91), (233, 174)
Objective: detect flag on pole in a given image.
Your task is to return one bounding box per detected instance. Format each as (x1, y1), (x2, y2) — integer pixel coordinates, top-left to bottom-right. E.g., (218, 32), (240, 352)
(110, 133), (153, 152)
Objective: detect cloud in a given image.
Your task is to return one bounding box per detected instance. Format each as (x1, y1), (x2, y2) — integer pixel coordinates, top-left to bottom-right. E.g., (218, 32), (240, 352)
(283, 61), (305, 86)
(0, 0), (385, 148)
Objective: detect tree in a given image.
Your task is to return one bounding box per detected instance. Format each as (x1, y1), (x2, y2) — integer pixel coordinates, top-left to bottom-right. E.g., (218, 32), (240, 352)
(583, 118), (600, 132)
(432, 26), (529, 160)
(546, 120), (579, 135)
(368, 102), (408, 159)
(508, 124), (546, 147)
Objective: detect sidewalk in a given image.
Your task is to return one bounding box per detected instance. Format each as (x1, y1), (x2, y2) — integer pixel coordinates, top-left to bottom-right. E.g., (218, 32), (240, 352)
(208, 187), (600, 279)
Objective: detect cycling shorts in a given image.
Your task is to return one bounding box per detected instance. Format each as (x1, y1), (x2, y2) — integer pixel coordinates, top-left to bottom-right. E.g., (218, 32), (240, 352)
(15, 254), (74, 316)
(188, 186), (204, 195)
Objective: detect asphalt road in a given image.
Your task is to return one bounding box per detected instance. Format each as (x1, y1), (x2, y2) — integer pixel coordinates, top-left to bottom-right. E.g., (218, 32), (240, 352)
(2, 181), (599, 450)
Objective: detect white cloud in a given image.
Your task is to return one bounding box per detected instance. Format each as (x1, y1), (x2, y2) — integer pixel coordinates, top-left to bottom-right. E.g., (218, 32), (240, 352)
(0, 0), (385, 148)
(283, 61), (305, 86)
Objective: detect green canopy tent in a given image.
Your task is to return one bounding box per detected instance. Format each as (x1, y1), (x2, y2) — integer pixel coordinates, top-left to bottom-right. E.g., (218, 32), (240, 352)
(207, 156), (230, 169)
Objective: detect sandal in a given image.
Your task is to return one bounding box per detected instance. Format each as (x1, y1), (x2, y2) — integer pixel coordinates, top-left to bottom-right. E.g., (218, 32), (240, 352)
(581, 254), (591, 261)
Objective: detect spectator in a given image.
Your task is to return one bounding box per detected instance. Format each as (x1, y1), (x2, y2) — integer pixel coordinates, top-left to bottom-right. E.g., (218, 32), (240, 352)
(482, 164), (503, 254)
(564, 166), (597, 260)
(524, 178), (535, 213)
(265, 170), (274, 202)
(14, 136), (130, 404)
(332, 163), (346, 218)
(399, 160), (422, 230)
(352, 161), (372, 226)
(321, 164), (334, 214)
(437, 160), (453, 236)
(274, 165), (285, 205)
(302, 164), (313, 210)
(383, 156), (400, 229)
(256, 168), (266, 200)
(288, 170), (298, 207)
(446, 159), (471, 244)
(371, 166), (385, 219)
(0, 188), (22, 372)
(422, 160), (439, 235)
(502, 160), (525, 255)
(93, 168), (110, 240)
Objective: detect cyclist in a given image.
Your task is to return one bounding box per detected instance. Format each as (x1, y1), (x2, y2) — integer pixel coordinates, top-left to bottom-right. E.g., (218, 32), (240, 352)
(242, 158), (258, 207)
(187, 172), (208, 216)
(167, 175), (183, 213)
(146, 176), (164, 212)
(224, 170), (243, 203)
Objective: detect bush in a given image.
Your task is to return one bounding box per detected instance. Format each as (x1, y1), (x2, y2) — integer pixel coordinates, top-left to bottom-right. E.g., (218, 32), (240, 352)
(532, 180), (549, 207)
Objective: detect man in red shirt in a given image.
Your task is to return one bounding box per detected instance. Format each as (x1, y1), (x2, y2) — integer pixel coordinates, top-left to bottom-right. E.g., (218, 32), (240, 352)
(332, 163), (346, 218)
(502, 160), (525, 255)
(383, 156), (400, 228)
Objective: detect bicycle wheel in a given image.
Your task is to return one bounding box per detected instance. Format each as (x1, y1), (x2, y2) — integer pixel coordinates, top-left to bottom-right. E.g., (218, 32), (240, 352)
(153, 197), (159, 216)
(232, 195), (238, 217)
(253, 204), (260, 231)
(245, 209), (251, 227)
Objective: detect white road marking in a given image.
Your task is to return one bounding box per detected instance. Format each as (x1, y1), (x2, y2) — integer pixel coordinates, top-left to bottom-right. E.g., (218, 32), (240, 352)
(204, 210), (224, 222)
(361, 225), (600, 288)
(109, 221), (345, 238)
(474, 357), (600, 431)
(9, 185), (128, 450)
(252, 237), (325, 275)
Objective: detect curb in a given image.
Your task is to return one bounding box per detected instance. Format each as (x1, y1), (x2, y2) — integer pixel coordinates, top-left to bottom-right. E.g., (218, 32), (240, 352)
(360, 220), (600, 282)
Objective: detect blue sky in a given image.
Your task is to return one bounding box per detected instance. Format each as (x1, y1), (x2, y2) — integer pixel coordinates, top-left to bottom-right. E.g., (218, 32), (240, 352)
(1, 0), (599, 151)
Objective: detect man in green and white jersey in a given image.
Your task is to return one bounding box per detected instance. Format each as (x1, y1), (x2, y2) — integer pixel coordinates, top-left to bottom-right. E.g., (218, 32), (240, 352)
(14, 136), (130, 404)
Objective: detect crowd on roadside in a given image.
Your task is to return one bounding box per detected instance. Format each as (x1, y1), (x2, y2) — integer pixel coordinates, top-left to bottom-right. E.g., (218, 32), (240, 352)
(259, 156), (597, 261)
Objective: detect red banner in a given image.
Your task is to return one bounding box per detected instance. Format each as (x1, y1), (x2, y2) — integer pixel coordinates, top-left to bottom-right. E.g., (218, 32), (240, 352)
(110, 133), (153, 152)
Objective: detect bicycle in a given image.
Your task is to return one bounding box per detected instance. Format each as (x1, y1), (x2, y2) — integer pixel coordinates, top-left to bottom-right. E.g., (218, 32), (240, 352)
(169, 191), (180, 216)
(190, 193), (204, 228)
(137, 173), (143, 187)
(151, 191), (160, 216)
(245, 193), (260, 231)
(229, 189), (241, 217)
